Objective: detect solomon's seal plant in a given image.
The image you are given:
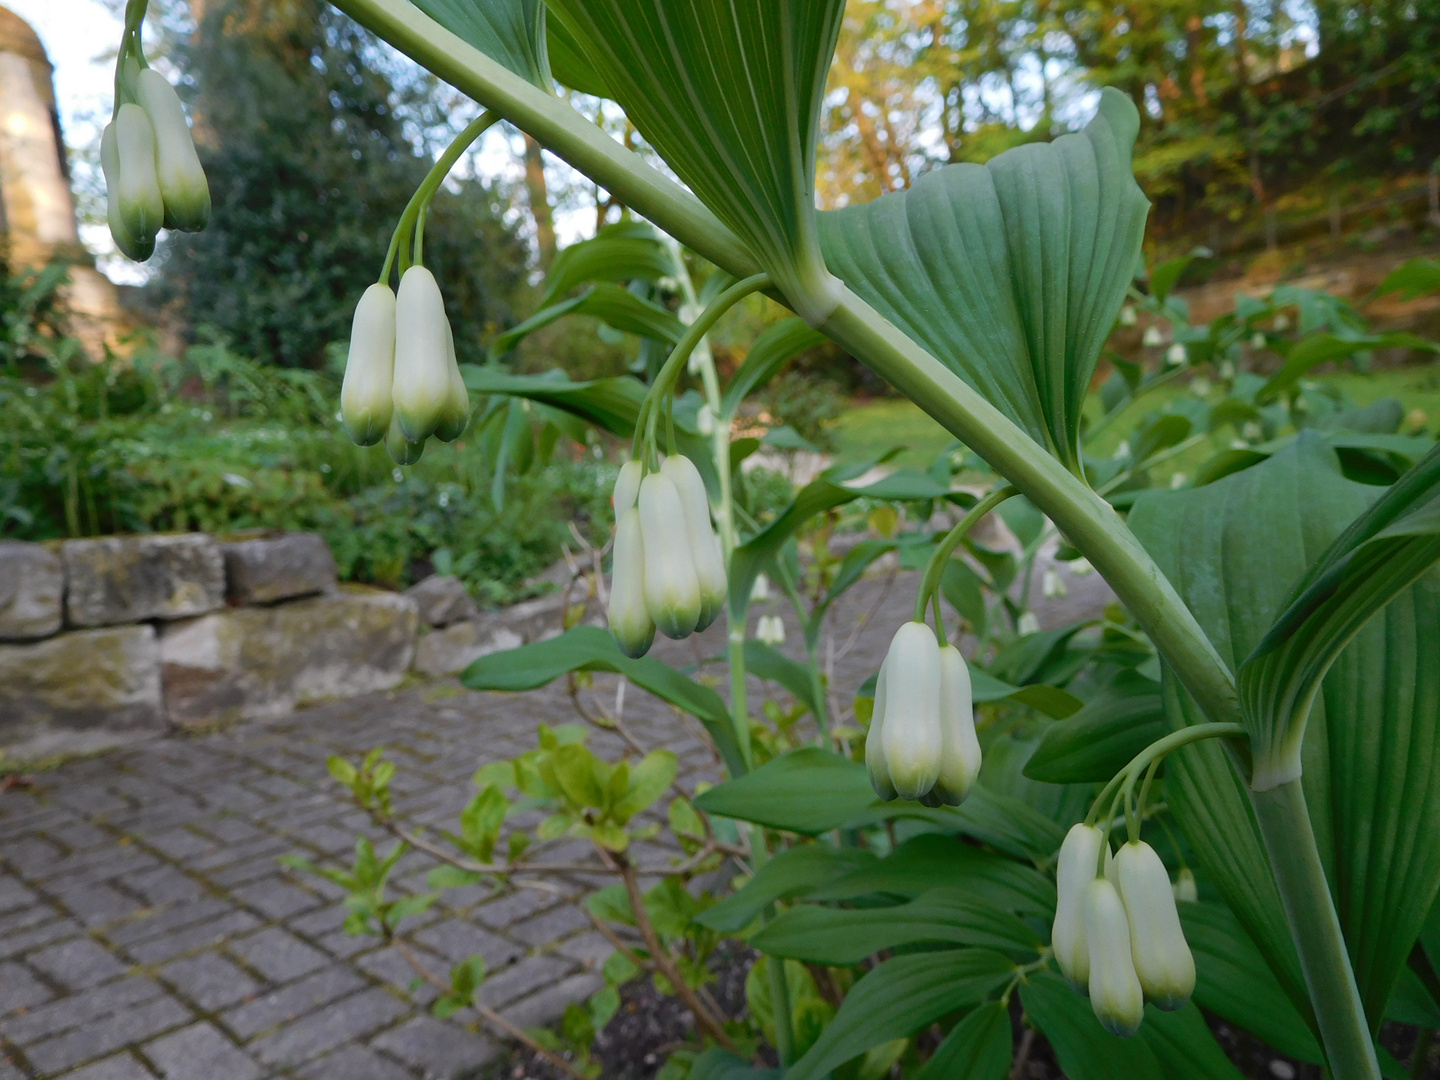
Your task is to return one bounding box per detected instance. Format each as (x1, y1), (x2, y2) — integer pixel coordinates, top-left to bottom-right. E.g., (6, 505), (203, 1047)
(103, 0), (1440, 1076)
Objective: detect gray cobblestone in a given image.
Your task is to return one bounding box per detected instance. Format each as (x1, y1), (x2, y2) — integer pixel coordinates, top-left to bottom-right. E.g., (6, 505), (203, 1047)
(222, 964), (368, 1039)
(230, 925), (331, 984)
(28, 936), (130, 990)
(58, 1055), (158, 1080)
(250, 989), (407, 1068)
(144, 1021), (262, 1080)
(302, 1044), (415, 1080)
(0, 962), (52, 1015)
(370, 1016), (498, 1077)
(24, 993), (191, 1075)
(160, 952), (264, 1011)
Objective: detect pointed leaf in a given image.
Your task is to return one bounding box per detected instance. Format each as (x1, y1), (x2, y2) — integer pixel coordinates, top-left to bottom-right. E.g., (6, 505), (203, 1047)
(913, 1001), (1012, 1080)
(1138, 1002), (1247, 1080)
(743, 640), (822, 719)
(1024, 670), (1166, 783)
(488, 283), (685, 360)
(1020, 971), (1163, 1080)
(786, 950), (1016, 1080)
(818, 89), (1149, 470)
(720, 317), (827, 418)
(696, 844), (878, 932)
(538, 228), (677, 308)
(409, 0), (550, 88)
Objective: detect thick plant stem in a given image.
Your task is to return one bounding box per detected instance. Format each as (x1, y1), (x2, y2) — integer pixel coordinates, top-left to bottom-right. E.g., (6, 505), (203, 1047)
(1250, 780), (1380, 1080)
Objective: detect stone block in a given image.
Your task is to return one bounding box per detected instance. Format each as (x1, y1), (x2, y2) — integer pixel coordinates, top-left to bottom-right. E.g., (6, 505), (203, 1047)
(0, 625), (165, 760)
(0, 541), (62, 640)
(63, 534), (224, 628)
(222, 532), (337, 605)
(403, 574), (477, 627)
(411, 619), (522, 677)
(160, 589), (418, 727)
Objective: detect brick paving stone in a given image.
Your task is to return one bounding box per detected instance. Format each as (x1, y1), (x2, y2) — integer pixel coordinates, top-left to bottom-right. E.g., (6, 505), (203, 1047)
(508, 903), (592, 948)
(0, 962), (52, 1015)
(233, 879), (323, 921)
(0, 975), (166, 1044)
(51, 882), (145, 928)
(250, 989), (407, 1069)
(144, 1021), (262, 1080)
(123, 910), (264, 964)
(369, 1016), (498, 1077)
(500, 973), (606, 1031)
(120, 864), (206, 907)
(160, 952), (264, 1011)
(412, 921), (521, 969)
(230, 926), (331, 984)
(0, 917), (84, 961)
(222, 964), (368, 1039)
(142, 828), (220, 861)
(59, 1054), (159, 1080)
(0, 878), (36, 914)
(27, 936), (129, 991)
(105, 897), (233, 948)
(301, 1044), (415, 1080)
(24, 993), (191, 1075)
(552, 931), (613, 970)
(477, 955), (573, 1008)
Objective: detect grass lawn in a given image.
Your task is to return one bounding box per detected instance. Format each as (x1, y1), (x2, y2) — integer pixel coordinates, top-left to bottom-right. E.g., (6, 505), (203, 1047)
(830, 361), (1440, 473)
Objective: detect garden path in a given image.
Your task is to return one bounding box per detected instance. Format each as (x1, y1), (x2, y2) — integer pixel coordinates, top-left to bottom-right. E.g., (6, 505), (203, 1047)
(0, 558), (1113, 1080)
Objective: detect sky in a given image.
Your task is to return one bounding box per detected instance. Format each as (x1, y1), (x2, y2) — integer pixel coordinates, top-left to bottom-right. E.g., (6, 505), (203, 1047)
(5, 0), (590, 286)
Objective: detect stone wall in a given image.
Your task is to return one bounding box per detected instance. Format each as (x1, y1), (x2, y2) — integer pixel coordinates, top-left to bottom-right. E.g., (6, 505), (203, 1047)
(0, 531), (575, 763)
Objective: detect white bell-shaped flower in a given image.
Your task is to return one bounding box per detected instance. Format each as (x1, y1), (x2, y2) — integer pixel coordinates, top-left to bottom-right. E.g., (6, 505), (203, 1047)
(865, 658), (897, 801)
(385, 413), (424, 465)
(1141, 325), (1164, 348)
(1053, 823), (1106, 991)
(928, 644), (980, 806)
(432, 317), (470, 443)
(392, 266), (454, 443)
(756, 615), (785, 646)
(1114, 840), (1195, 1010)
(340, 284), (396, 446)
(607, 506), (655, 658)
(101, 121), (153, 262)
(661, 455), (727, 631)
(877, 621), (943, 801)
(613, 460), (643, 519)
(638, 472), (701, 639)
(1173, 867), (1198, 903)
(114, 103), (164, 245)
(1084, 877), (1145, 1037)
(134, 69), (210, 232)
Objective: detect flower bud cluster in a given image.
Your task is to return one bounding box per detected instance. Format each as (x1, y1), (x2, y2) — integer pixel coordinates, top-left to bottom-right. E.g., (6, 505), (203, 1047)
(1052, 824), (1195, 1037)
(607, 457), (727, 658)
(865, 621), (981, 807)
(103, 70), (210, 262)
(340, 266), (470, 463)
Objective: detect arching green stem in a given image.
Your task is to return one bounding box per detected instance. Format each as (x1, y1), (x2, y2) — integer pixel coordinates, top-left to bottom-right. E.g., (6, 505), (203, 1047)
(913, 486), (1018, 624)
(380, 110), (499, 283)
(1085, 722), (1247, 829)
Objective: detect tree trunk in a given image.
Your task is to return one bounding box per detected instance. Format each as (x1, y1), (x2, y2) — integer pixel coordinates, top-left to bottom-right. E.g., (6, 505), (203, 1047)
(523, 134), (557, 271)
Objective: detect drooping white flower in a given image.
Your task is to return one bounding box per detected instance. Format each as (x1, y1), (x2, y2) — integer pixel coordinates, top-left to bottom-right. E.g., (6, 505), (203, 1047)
(1114, 840), (1195, 1010)
(101, 121), (153, 262)
(756, 614), (786, 646)
(1141, 325), (1164, 348)
(865, 658), (897, 801)
(113, 103), (164, 245)
(1017, 612), (1041, 637)
(662, 455), (727, 631)
(607, 506), (655, 658)
(1173, 867), (1198, 904)
(1054, 823), (1106, 991)
(750, 574), (771, 602)
(384, 412), (424, 466)
(877, 621), (943, 802)
(1042, 569), (1068, 599)
(1084, 877), (1145, 1037)
(431, 316), (470, 444)
(392, 266), (455, 443)
(340, 283), (396, 446)
(697, 403), (716, 436)
(133, 69), (209, 232)
(638, 472), (701, 639)
(1165, 343), (1187, 366)
(613, 460), (643, 519)
(928, 644), (980, 806)
(1119, 305), (1138, 327)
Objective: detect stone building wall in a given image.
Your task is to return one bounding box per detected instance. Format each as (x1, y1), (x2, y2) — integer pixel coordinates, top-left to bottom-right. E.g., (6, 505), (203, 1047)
(0, 531), (573, 764)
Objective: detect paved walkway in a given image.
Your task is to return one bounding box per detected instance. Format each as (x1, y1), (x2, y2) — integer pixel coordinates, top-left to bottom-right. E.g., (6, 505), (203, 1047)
(0, 557), (1113, 1080)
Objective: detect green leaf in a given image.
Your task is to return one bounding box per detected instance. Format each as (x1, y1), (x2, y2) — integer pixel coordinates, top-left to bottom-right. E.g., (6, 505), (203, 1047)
(696, 844), (878, 932)
(743, 640), (823, 719)
(1138, 1002), (1247, 1080)
(818, 89), (1149, 471)
(1374, 257), (1440, 301)
(1257, 332), (1438, 404)
(1149, 249), (1209, 303)
(751, 886), (1039, 965)
(538, 227), (677, 308)
(688, 1049), (782, 1080)
(1131, 437), (1440, 1032)
(1024, 670), (1166, 783)
(547, 0), (847, 324)
(408, 0), (550, 88)
(463, 367), (645, 437)
(912, 1001), (1012, 1080)
(545, 12), (607, 96)
(720, 317), (828, 418)
(487, 283), (685, 360)
(461, 627), (745, 776)
(1386, 964), (1440, 1028)
(692, 748), (874, 834)
(1020, 971), (1163, 1080)
(614, 750), (678, 822)
(1179, 901), (1322, 1063)
(787, 950), (1016, 1080)
(809, 833), (1055, 920)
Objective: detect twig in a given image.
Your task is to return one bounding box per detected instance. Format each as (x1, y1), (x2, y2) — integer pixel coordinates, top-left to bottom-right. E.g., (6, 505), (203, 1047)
(1010, 1028), (1036, 1080)
(610, 851), (737, 1051)
(391, 938), (592, 1080)
(584, 908), (654, 972)
(377, 814), (618, 879)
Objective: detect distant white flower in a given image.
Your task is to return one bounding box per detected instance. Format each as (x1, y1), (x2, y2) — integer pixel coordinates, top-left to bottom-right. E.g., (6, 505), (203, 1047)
(1165, 343), (1187, 366)
(1250, 332), (1267, 350)
(750, 574), (771, 602)
(1119, 306), (1138, 326)
(1188, 376), (1212, 398)
(1142, 326), (1164, 348)
(1043, 569), (1068, 599)
(1067, 558), (1094, 577)
(1017, 612), (1041, 637)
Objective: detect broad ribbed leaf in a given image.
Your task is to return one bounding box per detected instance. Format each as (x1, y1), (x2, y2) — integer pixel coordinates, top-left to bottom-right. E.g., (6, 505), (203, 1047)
(817, 89), (1148, 472)
(913, 1002), (1011, 1080)
(696, 844), (878, 932)
(1024, 670), (1166, 783)
(546, 0), (846, 325)
(408, 0), (549, 87)
(720, 317), (827, 419)
(537, 226), (677, 308)
(786, 950), (1015, 1080)
(1020, 972), (1164, 1080)
(461, 368), (643, 436)
(751, 887), (1039, 964)
(743, 640), (823, 719)
(692, 747), (873, 834)
(460, 627), (745, 776)
(544, 12), (607, 97)
(1130, 436), (1440, 1033)
(1138, 1003), (1248, 1080)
